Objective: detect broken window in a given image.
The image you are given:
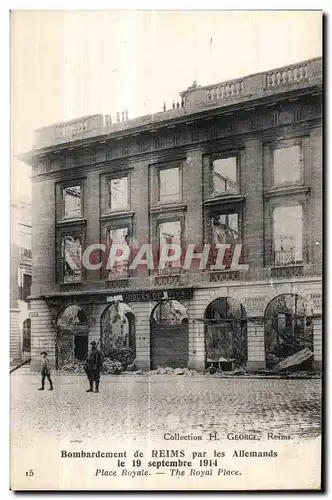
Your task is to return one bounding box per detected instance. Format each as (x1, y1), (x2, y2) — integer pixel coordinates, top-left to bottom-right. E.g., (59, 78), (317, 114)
(211, 213), (239, 245)
(61, 234), (83, 282)
(158, 220), (182, 273)
(273, 145), (301, 185)
(273, 205), (303, 265)
(152, 300), (188, 325)
(106, 227), (129, 278)
(108, 177), (128, 211)
(159, 167), (180, 203)
(63, 185), (82, 219)
(211, 156), (238, 195)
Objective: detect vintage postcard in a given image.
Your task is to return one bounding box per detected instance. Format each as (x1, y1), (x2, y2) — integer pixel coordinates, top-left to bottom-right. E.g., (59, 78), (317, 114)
(10, 10), (323, 491)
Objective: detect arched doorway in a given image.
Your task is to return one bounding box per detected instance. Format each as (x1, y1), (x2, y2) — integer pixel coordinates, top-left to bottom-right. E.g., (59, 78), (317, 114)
(56, 306), (88, 368)
(204, 297), (247, 369)
(150, 300), (189, 369)
(264, 294), (313, 369)
(22, 318), (31, 356)
(101, 303), (136, 367)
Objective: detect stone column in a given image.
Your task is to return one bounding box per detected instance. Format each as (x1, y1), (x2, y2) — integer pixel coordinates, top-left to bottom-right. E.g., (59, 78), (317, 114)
(85, 171), (101, 281)
(243, 139), (264, 279)
(188, 320), (205, 372)
(247, 319), (265, 370)
(312, 317), (322, 371)
(131, 302), (151, 372)
(30, 298), (56, 371)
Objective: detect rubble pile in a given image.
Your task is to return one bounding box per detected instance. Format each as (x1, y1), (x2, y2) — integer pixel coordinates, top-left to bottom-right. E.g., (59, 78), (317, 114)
(102, 359), (124, 374)
(60, 360), (85, 374)
(147, 367), (199, 376)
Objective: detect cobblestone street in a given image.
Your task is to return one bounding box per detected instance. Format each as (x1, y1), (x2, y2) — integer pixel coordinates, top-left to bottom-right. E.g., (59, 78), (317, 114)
(11, 370), (321, 448)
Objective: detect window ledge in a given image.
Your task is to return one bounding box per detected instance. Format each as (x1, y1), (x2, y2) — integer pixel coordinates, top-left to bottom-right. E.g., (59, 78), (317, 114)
(56, 218), (87, 226)
(264, 185), (310, 198)
(203, 194), (245, 206)
(149, 203), (187, 214)
(100, 210), (135, 220)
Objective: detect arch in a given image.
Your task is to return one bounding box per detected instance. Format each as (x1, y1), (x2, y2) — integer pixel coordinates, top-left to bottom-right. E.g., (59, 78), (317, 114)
(151, 300), (189, 325)
(150, 300), (189, 369)
(100, 302), (136, 368)
(264, 293), (313, 369)
(203, 297), (247, 369)
(56, 305), (88, 367)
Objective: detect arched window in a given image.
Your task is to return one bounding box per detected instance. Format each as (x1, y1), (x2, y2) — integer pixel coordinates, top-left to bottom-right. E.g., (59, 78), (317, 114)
(151, 300), (188, 325)
(264, 294), (313, 368)
(101, 303), (136, 364)
(204, 297), (247, 368)
(56, 306), (88, 366)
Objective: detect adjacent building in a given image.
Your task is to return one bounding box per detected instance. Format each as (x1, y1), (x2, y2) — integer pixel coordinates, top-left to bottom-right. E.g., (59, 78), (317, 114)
(21, 57), (323, 372)
(10, 196), (32, 364)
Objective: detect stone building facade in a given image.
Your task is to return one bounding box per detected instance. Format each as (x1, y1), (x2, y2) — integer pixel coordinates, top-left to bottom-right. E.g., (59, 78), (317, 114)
(10, 197), (32, 364)
(21, 57), (322, 372)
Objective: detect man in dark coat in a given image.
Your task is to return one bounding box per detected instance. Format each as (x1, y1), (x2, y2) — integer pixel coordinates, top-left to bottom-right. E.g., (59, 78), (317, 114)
(84, 341), (103, 393)
(38, 351), (53, 391)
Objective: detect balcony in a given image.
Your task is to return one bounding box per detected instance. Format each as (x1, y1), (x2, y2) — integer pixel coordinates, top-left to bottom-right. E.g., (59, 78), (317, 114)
(271, 249), (304, 278)
(30, 57), (322, 150)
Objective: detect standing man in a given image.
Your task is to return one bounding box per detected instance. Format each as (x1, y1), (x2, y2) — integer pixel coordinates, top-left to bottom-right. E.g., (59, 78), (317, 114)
(38, 351), (53, 391)
(84, 340), (103, 393)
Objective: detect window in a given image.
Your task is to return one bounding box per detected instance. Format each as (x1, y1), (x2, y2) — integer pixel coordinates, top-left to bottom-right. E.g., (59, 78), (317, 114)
(273, 205), (303, 266)
(173, 133), (180, 147)
(159, 167), (180, 204)
(211, 213), (240, 245)
(20, 230), (31, 260)
(63, 185), (82, 219)
(22, 274), (32, 302)
(158, 220), (182, 273)
(106, 227), (130, 278)
(61, 234), (83, 282)
(211, 156), (239, 195)
(22, 319), (31, 354)
(273, 145), (301, 185)
(108, 177), (128, 211)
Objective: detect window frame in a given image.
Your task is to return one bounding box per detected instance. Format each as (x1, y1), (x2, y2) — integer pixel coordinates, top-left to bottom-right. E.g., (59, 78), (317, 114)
(56, 227), (85, 284)
(101, 216), (134, 280)
(265, 137), (306, 189)
(20, 228), (32, 261)
(157, 165), (181, 205)
(56, 179), (85, 222)
(272, 142), (304, 187)
(272, 204), (304, 267)
(264, 195), (308, 268)
(209, 152), (240, 198)
(107, 175), (130, 212)
(156, 217), (184, 275)
(100, 170), (132, 215)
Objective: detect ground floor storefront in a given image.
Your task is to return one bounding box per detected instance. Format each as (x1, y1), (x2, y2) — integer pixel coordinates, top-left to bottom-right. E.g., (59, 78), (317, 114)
(29, 277), (322, 372)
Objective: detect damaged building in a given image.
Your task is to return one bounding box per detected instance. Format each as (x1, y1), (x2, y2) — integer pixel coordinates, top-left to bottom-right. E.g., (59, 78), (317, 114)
(20, 57), (322, 373)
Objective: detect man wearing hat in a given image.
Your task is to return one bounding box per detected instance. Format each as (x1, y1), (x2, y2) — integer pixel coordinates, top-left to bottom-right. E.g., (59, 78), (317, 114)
(84, 340), (103, 393)
(38, 351), (53, 391)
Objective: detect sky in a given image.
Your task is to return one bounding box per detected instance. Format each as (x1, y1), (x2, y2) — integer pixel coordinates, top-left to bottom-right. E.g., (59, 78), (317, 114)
(10, 10), (322, 202)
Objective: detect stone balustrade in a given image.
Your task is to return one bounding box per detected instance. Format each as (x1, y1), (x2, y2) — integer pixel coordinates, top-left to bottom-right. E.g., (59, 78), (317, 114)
(265, 62), (308, 88)
(205, 79), (243, 102)
(32, 57), (322, 150)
